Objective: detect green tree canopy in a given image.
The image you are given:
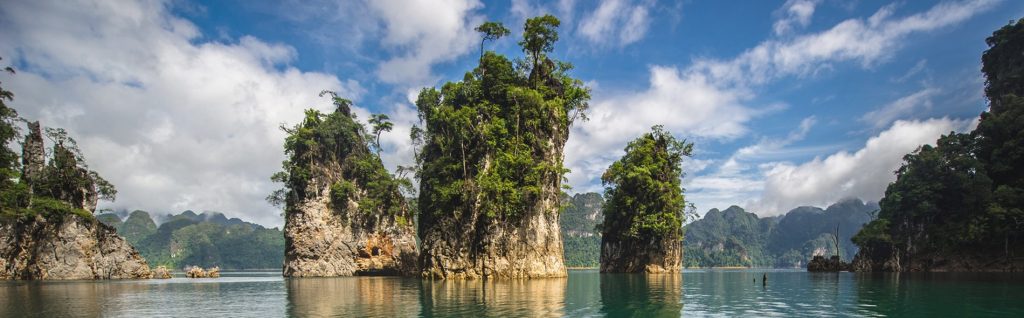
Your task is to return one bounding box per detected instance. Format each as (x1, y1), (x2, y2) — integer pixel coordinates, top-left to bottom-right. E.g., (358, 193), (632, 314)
(599, 126), (694, 241)
(415, 14), (589, 221)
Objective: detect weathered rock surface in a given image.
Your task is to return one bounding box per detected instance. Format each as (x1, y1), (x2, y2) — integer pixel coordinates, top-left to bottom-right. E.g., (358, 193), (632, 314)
(283, 182), (418, 277)
(417, 133), (568, 279)
(806, 255), (850, 272)
(0, 215), (152, 280)
(418, 198), (567, 279)
(851, 244), (1024, 272)
(600, 237), (682, 273)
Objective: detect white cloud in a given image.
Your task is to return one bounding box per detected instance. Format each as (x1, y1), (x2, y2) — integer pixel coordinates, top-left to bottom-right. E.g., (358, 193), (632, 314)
(861, 88), (939, 129)
(748, 118), (975, 215)
(697, 0), (999, 86)
(0, 0), (371, 228)
(564, 66), (759, 192)
(565, 0), (996, 204)
(773, 0), (821, 35)
(370, 0), (484, 87)
(577, 0), (653, 47)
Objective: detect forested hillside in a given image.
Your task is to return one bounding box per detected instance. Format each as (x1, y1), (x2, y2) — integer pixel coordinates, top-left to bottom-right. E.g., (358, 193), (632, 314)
(560, 192), (603, 267)
(98, 210), (284, 269)
(684, 199), (876, 268)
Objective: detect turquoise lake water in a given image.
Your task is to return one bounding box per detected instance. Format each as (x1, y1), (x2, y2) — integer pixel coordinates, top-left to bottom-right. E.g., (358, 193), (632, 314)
(1, 269), (1022, 317)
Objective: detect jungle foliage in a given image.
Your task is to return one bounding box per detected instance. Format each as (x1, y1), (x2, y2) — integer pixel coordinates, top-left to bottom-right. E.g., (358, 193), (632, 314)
(414, 15), (589, 224)
(599, 126), (694, 244)
(852, 18), (1024, 258)
(269, 92), (411, 219)
(0, 58), (114, 221)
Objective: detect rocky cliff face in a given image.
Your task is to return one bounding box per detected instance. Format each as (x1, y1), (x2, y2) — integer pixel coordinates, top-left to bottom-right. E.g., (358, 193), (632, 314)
(600, 237), (682, 273)
(278, 102), (418, 277)
(417, 125), (568, 279)
(283, 181), (418, 277)
(418, 194), (566, 279)
(0, 215), (152, 280)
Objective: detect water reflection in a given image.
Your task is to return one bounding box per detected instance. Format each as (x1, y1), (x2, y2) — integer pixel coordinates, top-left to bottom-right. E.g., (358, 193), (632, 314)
(286, 277), (421, 317)
(286, 276), (568, 317)
(600, 273), (683, 317)
(419, 277), (567, 317)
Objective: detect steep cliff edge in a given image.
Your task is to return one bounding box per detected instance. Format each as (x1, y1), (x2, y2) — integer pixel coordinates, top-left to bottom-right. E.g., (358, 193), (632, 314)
(274, 95), (417, 277)
(599, 127), (693, 273)
(415, 16), (589, 279)
(0, 215), (152, 279)
(0, 118), (147, 280)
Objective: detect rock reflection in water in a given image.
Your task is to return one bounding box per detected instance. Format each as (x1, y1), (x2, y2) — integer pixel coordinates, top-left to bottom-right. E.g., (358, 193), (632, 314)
(287, 276), (568, 317)
(420, 277), (567, 317)
(286, 277), (420, 317)
(600, 273), (683, 317)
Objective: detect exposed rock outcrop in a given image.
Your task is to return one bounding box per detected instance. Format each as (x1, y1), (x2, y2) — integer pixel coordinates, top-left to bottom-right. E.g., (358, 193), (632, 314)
(279, 101), (418, 277)
(0, 215), (152, 280)
(418, 197), (567, 279)
(152, 265), (172, 279)
(283, 181), (418, 276)
(850, 244), (1024, 272)
(600, 237), (682, 273)
(806, 255), (849, 272)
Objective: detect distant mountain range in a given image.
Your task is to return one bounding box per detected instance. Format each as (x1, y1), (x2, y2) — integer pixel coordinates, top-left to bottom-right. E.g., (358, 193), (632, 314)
(97, 210), (284, 270)
(560, 193), (603, 267)
(556, 193), (878, 268)
(684, 199), (878, 268)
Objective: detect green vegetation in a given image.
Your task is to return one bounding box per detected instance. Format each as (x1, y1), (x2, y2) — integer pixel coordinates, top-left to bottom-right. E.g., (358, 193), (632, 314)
(599, 126), (694, 243)
(684, 200), (876, 268)
(560, 192), (603, 267)
(852, 19), (1024, 259)
(415, 15), (588, 223)
(683, 206), (777, 268)
(0, 58), (113, 221)
(98, 210), (285, 269)
(268, 91), (410, 219)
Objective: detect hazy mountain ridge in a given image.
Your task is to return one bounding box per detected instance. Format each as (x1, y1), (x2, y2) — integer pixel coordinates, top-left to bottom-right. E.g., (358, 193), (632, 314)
(684, 199), (877, 268)
(97, 210), (284, 269)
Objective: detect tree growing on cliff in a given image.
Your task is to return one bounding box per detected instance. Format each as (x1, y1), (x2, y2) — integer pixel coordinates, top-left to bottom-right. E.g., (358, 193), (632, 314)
(414, 15), (589, 278)
(0, 59), (114, 219)
(599, 126), (695, 272)
(368, 113), (392, 155)
(269, 91), (409, 218)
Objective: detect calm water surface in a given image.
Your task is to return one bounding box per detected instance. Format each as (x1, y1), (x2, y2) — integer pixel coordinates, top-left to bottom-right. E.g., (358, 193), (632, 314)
(1, 269), (1022, 317)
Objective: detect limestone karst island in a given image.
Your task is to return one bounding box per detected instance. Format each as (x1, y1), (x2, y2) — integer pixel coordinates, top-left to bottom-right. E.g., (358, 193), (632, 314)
(2, 0), (1024, 316)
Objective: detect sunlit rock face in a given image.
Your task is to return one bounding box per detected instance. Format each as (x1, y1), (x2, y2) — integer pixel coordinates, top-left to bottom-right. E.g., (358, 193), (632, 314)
(0, 215), (152, 280)
(417, 132), (568, 279)
(283, 183), (418, 277)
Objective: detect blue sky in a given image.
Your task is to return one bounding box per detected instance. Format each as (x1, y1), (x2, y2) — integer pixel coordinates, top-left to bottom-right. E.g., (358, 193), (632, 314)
(2, 0), (1021, 227)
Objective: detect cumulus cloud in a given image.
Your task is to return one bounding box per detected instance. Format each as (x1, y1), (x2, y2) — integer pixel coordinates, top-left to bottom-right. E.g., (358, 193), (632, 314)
(748, 118), (975, 215)
(861, 88), (939, 129)
(577, 0), (653, 47)
(564, 66), (759, 192)
(565, 0), (996, 208)
(370, 0), (484, 87)
(0, 0), (370, 227)
(696, 0), (999, 86)
(773, 0), (821, 35)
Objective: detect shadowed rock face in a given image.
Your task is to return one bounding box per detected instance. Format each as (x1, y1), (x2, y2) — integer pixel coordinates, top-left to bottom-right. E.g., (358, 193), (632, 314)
(0, 215), (152, 280)
(283, 183), (418, 277)
(600, 236), (682, 273)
